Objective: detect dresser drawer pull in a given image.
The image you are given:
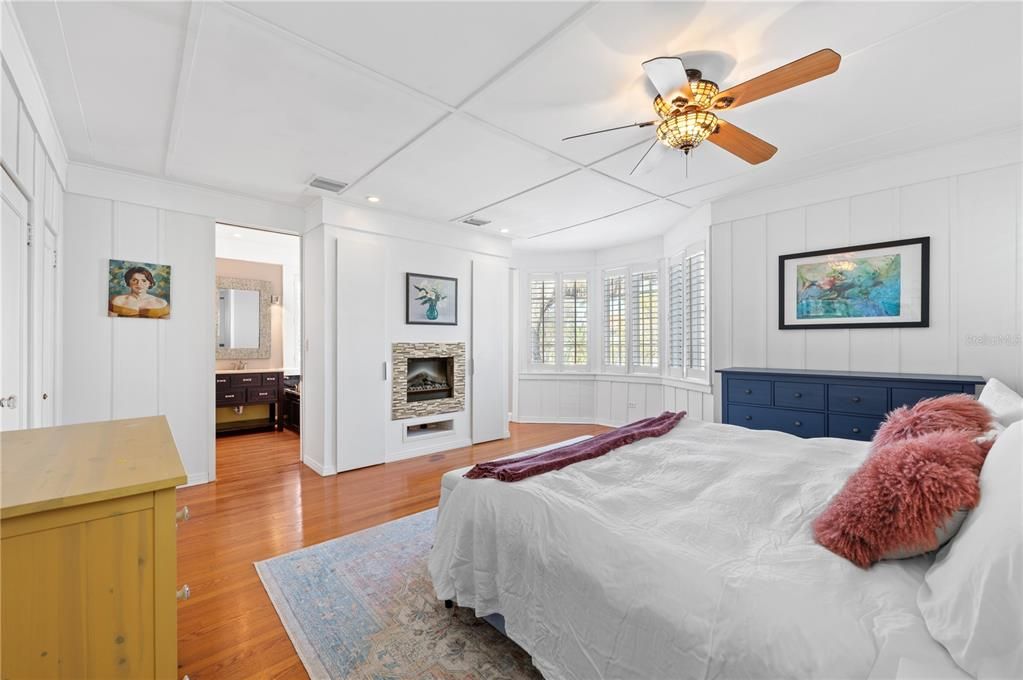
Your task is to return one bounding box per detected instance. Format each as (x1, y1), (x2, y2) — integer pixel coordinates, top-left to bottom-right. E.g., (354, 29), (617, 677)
(216, 378), (227, 383)
(242, 377), (253, 383)
(793, 392), (801, 398)
(258, 391), (269, 397)
(176, 585), (190, 601)
(851, 396), (862, 403)
(223, 393), (235, 399)
(744, 415), (752, 421)
(744, 389), (752, 395)
(176, 506), (190, 522)
(793, 420), (802, 427)
(852, 427), (861, 434)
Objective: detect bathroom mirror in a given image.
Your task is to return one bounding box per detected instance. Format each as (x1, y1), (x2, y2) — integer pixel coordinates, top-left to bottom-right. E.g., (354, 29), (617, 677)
(216, 277), (272, 359)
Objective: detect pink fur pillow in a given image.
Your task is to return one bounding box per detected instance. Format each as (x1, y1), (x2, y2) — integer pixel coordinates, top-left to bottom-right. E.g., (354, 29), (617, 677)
(813, 429), (986, 568)
(872, 393), (993, 450)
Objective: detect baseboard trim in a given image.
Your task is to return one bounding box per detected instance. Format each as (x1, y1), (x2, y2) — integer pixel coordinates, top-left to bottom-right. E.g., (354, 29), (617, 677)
(184, 472), (210, 487)
(302, 455), (336, 477)
(385, 437), (473, 463)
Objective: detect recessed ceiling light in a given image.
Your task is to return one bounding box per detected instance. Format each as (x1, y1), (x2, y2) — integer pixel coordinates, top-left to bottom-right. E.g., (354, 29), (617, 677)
(500, 228), (510, 234)
(233, 232), (243, 239)
(366, 195), (381, 203)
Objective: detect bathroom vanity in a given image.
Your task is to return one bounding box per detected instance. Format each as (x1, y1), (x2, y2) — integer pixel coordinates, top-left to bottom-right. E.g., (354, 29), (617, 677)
(215, 369), (282, 435)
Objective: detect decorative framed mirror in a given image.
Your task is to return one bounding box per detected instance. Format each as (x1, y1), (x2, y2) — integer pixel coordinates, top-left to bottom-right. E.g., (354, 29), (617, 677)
(216, 276), (273, 359)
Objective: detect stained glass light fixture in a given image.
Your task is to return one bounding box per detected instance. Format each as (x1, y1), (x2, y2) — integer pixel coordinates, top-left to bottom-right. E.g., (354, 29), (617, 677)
(655, 111), (719, 154)
(689, 79), (720, 109)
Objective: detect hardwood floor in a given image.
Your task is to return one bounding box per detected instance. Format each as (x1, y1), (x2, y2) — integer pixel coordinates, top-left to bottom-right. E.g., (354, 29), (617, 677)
(176, 422), (609, 679)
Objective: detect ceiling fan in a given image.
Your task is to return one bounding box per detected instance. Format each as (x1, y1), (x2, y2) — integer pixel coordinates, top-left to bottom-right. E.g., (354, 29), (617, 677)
(563, 49), (841, 175)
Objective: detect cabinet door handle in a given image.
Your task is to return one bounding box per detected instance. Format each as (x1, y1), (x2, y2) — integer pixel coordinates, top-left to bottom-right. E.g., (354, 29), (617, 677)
(223, 394), (235, 399)
(176, 585), (190, 601)
(852, 427), (861, 434)
(793, 420), (802, 427)
(0, 395), (16, 409)
(744, 389), (752, 395)
(176, 506), (190, 522)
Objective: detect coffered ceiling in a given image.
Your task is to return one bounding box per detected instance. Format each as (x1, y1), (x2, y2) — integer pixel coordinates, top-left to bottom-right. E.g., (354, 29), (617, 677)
(11, 1), (1022, 251)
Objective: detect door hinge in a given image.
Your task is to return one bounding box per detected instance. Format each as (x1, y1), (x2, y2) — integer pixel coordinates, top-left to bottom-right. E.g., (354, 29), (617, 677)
(52, 249), (57, 268)
(26, 225), (32, 247)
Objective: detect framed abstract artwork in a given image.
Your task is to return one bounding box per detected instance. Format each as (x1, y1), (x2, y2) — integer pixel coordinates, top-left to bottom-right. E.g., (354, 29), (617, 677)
(779, 237), (929, 329)
(406, 273), (457, 325)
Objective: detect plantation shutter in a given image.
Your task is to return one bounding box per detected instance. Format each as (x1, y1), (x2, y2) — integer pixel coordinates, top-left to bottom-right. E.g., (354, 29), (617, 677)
(562, 275), (588, 366)
(630, 268), (659, 369)
(529, 276), (556, 365)
(685, 247), (707, 378)
(669, 261), (685, 370)
(603, 270), (627, 368)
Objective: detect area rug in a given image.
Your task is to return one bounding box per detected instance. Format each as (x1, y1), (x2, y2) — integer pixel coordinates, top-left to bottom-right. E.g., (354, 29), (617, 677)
(255, 508), (540, 680)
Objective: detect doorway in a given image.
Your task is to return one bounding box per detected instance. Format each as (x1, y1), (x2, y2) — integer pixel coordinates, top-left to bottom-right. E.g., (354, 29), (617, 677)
(213, 224), (301, 469)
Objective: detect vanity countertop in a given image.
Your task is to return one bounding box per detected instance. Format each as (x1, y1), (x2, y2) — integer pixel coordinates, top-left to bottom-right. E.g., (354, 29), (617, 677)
(215, 367), (299, 375)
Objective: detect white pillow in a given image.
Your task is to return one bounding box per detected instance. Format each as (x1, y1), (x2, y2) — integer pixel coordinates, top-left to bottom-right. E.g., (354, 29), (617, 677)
(978, 377), (1023, 427)
(917, 421), (1023, 679)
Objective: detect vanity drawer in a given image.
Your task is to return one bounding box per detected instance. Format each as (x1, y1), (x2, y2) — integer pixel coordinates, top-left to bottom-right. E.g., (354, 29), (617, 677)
(231, 373), (261, 387)
(727, 379), (772, 406)
(829, 414), (884, 442)
(828, 384), (888, 416)
(216, 390), (245, 406)
(260, 373), (281, 386)
(248, 387), (278, 403)
(773, 381), (825, 410)
(728, 405), (826, 438)
(215, 375), (230, 389)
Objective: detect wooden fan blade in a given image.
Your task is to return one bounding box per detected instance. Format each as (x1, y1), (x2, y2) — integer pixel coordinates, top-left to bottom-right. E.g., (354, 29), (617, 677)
(562, 120), (657, 141)
(642, 56), (694, 106)
(630, 140), (669, 176)
(712, 49), (840, 110)
(707, 120), (777, 164)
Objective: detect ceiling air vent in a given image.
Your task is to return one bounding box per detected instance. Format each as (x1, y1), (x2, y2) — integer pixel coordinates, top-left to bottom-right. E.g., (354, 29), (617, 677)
(461, 217), (491, 227)
(307, 176), (348, 194)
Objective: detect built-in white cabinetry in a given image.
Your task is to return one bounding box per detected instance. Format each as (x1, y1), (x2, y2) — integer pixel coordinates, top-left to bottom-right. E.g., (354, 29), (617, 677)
(1, 170), (28, 431)
(471, 258), (509, 443)
(335, 235), (388, 472)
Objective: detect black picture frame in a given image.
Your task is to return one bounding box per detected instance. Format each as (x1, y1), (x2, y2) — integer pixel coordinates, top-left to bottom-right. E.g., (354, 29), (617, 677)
(778, 237), (929, 330)
(406, 272), (458, 326)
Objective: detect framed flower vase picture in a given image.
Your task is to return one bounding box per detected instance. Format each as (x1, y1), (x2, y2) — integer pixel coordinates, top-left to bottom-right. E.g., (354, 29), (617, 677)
(779, 237), (929, 329)
(406, 273), (457, 325)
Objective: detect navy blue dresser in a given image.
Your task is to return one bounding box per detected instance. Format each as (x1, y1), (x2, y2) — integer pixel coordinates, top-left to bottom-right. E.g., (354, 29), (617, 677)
(717, 368), (985, 441)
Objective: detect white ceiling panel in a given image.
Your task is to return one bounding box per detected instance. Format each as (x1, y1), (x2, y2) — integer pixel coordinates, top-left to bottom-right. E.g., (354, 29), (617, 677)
(516, 199), (690, 252)
(14, 1), (189, 173)
(594, 139), (751, 198)
(472, 170), (654, 238)
(345, 114), (576, 222)
(166, 3), (448, 203)
(229, 1), (585, 106)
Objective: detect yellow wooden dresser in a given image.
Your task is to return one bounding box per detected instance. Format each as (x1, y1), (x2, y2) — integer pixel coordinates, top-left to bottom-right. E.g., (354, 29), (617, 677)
(1, 416), (188, 679)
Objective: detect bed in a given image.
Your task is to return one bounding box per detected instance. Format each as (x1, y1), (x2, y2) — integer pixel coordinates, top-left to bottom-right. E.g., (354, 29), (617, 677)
(429, 418), (974, 680)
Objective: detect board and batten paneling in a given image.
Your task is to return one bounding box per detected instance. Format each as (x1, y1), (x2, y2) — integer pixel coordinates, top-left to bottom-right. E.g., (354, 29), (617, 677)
(62, 194), (215, 484)
(710, 162), (1022, 395)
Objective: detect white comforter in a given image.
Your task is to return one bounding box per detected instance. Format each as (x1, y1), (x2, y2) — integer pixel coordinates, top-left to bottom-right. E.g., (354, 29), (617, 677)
(429, 418), (962, 680)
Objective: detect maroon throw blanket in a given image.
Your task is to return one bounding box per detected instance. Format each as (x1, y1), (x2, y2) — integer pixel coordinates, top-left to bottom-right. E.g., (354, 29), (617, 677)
(464, 411), (686, 482)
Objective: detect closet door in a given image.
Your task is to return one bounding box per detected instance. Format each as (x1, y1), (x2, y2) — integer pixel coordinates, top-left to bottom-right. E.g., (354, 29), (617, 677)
(471, 258), (509, 443)
(336, 236), (386, 471)
(1, 170), (28, 431)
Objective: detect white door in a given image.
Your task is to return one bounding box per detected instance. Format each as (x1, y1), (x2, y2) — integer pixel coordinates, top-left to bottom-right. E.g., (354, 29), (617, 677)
(1, 169), (28, 430)
(471, 258), (509, 443)
(336, 236), (386, 471)
(39, 226), (56, 426)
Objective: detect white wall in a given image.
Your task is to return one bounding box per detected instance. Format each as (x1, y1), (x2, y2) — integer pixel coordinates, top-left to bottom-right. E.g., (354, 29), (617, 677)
(302, 197), (511, 474)
(710, 129), (1023, 419)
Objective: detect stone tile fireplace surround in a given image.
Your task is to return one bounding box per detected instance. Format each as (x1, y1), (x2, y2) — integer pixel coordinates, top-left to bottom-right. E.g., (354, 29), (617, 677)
(391, 342), (465, 420)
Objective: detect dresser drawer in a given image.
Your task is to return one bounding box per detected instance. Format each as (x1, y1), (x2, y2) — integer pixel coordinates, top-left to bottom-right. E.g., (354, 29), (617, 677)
(261, 373), (281, 386)
(727, 379), (772, 406)
(230, 373), (261, 387)
(215, 375), (230, 389)
(829, 414), (884, 442)
(248, 387), (278, 403)
(773, 381), (825, 411)
(890, 387), (958, 410)
(828, 384), (888, 415)
(728, 405), (826, 438)
(216, 390), (244, 406)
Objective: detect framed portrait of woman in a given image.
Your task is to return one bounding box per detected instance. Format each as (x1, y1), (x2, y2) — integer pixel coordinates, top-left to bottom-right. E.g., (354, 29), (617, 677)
(108, 259), (171, 319)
